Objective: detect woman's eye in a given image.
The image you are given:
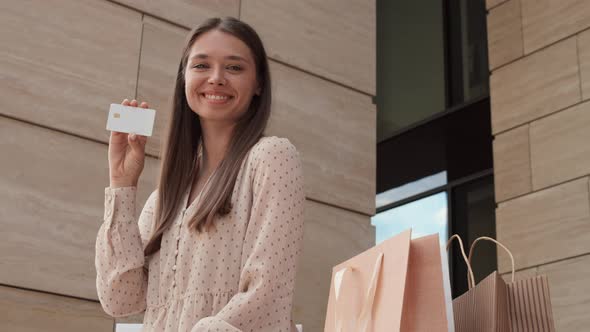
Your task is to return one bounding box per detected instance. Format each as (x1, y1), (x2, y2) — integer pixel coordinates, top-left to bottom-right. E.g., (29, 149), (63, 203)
(191, 64), (242, 71)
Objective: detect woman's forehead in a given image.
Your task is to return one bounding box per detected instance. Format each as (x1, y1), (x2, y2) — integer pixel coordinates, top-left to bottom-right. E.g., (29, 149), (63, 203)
(189, 31), (253, 63)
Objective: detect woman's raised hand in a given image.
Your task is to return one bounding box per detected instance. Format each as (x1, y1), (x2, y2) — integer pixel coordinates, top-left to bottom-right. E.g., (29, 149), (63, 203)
(108, 99), (149, 188)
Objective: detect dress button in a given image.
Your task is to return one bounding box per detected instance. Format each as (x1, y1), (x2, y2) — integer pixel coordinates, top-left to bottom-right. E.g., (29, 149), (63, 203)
(175, 249), (179, 255)
(176, 235), (181, 241)
(172, 265), (177, 271)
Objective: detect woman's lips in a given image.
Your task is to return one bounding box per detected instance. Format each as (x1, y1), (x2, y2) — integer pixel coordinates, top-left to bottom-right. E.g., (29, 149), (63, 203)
(201, 93), (234, 105)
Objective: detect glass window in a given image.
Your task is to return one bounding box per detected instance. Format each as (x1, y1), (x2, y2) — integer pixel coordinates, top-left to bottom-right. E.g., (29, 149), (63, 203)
(450, 176), (496, 296)
(376, 0), (446, 141)
(447, 0), (489, 106)
(372, 192), (448, 245)
(377, 98), (492, 194)
(376, 171), (447, 209)
(375, 0), (494, 298)
(376, 0), (490, 142)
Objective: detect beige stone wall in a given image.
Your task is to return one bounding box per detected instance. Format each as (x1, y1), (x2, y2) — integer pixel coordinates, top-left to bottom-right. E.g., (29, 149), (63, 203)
(487, 0), (590, 330)
(0, 0), (376, 331)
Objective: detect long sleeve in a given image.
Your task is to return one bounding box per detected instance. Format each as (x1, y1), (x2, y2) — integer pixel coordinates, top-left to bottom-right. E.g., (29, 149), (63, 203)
(95, 186), (156, 317)
(190, 138), (306, 332)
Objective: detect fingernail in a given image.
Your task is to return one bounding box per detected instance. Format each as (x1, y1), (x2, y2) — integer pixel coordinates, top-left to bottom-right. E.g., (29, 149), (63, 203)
(130, 134), (136, 140)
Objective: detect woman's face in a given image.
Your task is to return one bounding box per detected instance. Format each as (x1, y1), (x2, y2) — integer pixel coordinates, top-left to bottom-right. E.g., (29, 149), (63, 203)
(184, 29), (260, 124)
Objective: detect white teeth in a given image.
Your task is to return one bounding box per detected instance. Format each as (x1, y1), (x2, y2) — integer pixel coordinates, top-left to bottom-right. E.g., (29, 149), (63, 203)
(204, 94), (230, 100)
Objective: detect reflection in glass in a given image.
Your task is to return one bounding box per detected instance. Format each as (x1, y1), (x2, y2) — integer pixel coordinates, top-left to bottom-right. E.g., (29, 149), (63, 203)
(376, 171), (447, 209)
(371, 192), (448, 245)
(447, 0), (489, 105)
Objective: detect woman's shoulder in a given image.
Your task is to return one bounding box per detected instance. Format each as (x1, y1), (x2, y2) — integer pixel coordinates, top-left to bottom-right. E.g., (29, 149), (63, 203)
(249, 135), (299, 160)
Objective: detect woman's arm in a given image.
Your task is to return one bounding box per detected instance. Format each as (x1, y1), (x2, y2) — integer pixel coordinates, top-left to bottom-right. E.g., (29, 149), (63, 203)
(190, 137), (306, 332)
(95, 186), (156, 317)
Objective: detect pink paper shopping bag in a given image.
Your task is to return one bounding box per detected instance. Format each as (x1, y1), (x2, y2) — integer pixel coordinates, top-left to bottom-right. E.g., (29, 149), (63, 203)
(324, 229), (452, 332)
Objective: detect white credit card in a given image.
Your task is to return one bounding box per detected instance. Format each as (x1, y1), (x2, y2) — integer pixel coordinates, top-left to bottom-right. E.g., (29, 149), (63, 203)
(106, 103), (156, 136)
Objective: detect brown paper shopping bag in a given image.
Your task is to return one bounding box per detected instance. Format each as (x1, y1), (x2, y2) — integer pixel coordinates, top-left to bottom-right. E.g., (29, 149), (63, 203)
(447, 235), (510, 332)
(467, 237), (556, 332)
(324, 229), (452, 332)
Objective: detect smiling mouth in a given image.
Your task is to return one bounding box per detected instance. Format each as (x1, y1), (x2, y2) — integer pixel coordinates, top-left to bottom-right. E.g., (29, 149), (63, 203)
(201, 93), (234, 104)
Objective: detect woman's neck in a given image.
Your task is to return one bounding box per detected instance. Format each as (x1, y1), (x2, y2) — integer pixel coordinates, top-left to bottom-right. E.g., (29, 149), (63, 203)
(199, 120), (235, 171)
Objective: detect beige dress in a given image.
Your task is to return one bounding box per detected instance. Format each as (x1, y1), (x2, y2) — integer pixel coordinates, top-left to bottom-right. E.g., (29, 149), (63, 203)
(95, 136), (305, 332)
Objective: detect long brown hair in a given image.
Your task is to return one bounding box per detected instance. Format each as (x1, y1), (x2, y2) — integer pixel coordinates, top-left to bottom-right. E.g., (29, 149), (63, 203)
(143, 17), (272, 257)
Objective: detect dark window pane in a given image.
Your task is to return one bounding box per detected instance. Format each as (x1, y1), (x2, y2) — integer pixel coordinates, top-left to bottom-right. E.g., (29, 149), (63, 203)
(450, 176), (496, 297)
(377, 98), (492, 195)
(447, 0), (489, 106)
(376, 0), (446, 141)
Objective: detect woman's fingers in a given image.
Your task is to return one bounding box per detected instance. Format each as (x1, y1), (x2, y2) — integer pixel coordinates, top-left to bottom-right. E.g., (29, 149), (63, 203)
(123, 98), (148, 108)
(131, 99), (148, 108)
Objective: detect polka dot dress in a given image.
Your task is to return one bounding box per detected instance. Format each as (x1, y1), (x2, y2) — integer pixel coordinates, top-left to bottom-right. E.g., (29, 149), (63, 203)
(95, 136), (306, 332)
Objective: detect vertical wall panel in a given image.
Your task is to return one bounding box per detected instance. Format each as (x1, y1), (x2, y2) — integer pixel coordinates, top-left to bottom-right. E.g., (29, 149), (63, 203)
(537, 254), (590, 331)
(490, 37), (580, 134)
(530, 101), (590, 190)
(0, 117), (160, 299)
(242, 0), (376, 94)
(111, 0), (239, 28)
(487, 0), (524, 70)
(0, 0), (141, 141)
(268, 61), (376, 215)
(488, 0), (590, 329)
(493, 124), (531, 202)
(496, 178), (590, 273)
(521, 0), (590, 53)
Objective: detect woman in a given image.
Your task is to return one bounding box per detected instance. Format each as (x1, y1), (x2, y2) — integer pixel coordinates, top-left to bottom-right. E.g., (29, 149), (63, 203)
(95, 16), (305, 332)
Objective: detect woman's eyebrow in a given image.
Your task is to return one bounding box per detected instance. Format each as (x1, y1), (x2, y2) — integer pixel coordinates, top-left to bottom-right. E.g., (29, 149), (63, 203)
(190, 53), (248, 63)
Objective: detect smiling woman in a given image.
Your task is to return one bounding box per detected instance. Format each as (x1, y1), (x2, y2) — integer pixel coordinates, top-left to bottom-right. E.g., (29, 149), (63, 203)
(96, 16), (304, 332)
(184, 29), (261, 123)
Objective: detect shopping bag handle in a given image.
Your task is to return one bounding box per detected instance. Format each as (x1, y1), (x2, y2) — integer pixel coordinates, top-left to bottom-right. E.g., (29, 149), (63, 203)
(467, 236), (515, 287)
(333, 252), (384, 332)
(445, 234), (476, 289)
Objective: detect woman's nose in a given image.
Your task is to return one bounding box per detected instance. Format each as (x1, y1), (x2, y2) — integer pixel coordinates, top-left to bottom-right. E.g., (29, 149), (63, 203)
(208, 68), (226, 85)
